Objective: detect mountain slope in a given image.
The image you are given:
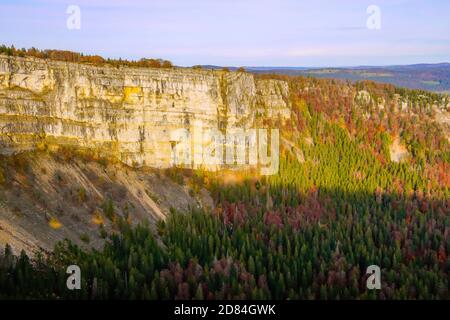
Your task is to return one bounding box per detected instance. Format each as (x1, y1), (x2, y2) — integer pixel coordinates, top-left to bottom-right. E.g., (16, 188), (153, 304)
(0, 150), (212, 254)
(0, 57), (449, 299)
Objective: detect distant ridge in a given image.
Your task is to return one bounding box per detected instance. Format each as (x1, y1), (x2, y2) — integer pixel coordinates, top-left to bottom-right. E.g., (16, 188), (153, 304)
(199, 63), (450, 93)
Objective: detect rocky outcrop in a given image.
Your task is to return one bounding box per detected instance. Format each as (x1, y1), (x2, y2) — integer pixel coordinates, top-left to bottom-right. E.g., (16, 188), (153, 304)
(0, 55), (290, 167)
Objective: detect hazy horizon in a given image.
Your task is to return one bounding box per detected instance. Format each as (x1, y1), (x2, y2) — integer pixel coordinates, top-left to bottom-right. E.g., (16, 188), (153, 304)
(206, 62), (450, 69)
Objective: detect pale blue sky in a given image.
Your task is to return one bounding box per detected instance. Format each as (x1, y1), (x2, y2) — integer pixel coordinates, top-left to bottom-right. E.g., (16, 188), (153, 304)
(1, 0), (449, 67)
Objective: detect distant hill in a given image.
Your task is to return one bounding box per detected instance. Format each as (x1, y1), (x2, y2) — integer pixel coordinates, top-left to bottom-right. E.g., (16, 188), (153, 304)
(245, 63), (450, 93)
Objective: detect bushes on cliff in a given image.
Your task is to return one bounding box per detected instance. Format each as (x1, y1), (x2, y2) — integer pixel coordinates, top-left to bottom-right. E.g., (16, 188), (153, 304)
(0, 45), (173, 69)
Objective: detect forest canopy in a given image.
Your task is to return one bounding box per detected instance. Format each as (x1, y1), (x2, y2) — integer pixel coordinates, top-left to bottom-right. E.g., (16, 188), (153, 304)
(0, 44), (174, 69)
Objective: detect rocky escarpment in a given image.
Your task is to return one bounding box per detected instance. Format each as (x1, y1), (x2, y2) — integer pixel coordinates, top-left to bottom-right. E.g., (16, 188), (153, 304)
(0, 55), (290, 168)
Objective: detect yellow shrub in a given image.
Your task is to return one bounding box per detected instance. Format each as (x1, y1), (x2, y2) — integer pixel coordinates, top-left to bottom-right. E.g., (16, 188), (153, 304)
(92, 209), (104, 225)
(49, 217), (62, 229)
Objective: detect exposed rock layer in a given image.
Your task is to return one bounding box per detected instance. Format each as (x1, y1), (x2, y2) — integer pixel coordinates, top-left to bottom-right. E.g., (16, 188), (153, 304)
(0, 55), (290, 167)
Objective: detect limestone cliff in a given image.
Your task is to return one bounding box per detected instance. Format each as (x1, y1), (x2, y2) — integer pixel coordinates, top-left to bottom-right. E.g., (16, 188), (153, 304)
(0, 55), (290, 167)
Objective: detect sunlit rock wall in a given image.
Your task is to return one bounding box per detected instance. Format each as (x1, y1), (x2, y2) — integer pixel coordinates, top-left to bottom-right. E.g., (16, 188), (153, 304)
(0, 55), (290, 167)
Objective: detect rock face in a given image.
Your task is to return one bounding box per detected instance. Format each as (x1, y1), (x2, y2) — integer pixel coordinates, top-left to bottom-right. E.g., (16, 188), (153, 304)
(0, 55), (290, 167)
